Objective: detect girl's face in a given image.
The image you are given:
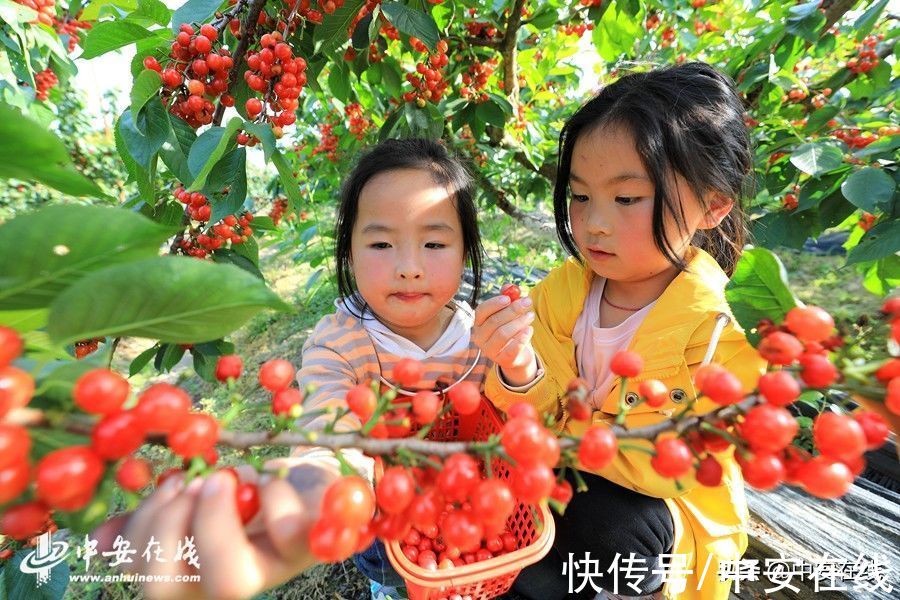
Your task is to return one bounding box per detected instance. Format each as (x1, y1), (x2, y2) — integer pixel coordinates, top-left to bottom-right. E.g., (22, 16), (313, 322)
(350, 168), (466, 348)
(568, 125), (732, 287)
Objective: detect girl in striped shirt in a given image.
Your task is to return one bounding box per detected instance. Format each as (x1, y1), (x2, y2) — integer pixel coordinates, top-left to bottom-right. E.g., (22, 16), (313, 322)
(293, 137), (491, 599)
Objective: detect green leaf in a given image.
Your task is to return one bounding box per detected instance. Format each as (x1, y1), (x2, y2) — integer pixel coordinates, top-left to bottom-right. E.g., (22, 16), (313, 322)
(131, 0), (171, 27)
(380, 1), (440, 51)
(131, 68), (162, 119)
(0, 205), (173, 310)
(862, 255), (900, 297)
(213, 248), (264, 280)
(208, 149), (248, 223)
(725, 247), (799, 344)
(853, 0), (889, 40)
(751, 210), (816, 249)
(527, 5), (559, 30)
(846, 220), (900, 266)
(476, 100), (506, 127)
(328, 61), (351, 102)
(81, 20), (155, 59)
(159, 113), (197, 183)
(315, 0), (366, 53)
(47, 257), (289, 345)
(114, 112), (153, 202)
(0, 308), (48, 332)
(81, 0), (138, 21)
(841, 168), (895, 213)
(171, 0), (223, 33)
(0, 103), (107, 198)
(248, 216), (276, 232)
(187, 117), (242, 192)
(789, 142), (843, 177)
(3, 545), (70, 599)
(243, 122), (302, 213)
(129, 343), (160, 376)
(155, 342), (186, 371)
(785, 1), (826, 43)
(118, 103), (170, 168)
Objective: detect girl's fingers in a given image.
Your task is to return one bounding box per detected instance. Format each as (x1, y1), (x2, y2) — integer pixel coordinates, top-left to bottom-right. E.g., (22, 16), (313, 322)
(497, 327), (535, 368)
(473, 295), (512, 326)
(141, 480), (205, 599)
(120, 475), (189, 562)
(257, 477), (317, 561)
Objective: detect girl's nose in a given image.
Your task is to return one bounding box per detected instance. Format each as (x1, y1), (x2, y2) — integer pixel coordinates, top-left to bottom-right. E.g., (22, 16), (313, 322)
(396, 255), (424, 279)
(586, 206), (612, 236)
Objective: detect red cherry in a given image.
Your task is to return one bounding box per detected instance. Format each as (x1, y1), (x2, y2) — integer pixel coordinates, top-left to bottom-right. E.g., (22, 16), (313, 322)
(134, 383), (192, 433)
(436, 453), (480, 502)
(448, 381), (480, 416)
(757, 331), (804, 365)
(698, 365), (744, 405)
(116, 457), (152, 492)
(550, 479), (574, 504)
(0, 366), (33, 419)
(411, 390), (441, 424)
(215, 354), (243, 382)
(471, 479), (515, 525)
(92, 411), (146, 460)
(799, 456), (852, 499)
(36, 446), (104, 511)
(0, 460), (30, 505)
(739, 404), (798, 453)
(245, 97), (263, 117)
(0, 326), (24, 367)
(501, 416), (545, 464)
(0, 424), (30, 469)
(73, 368), (130, 415)
(199, 24), (218, 41)
(507, 401), (538, 421)
(442, 510), (483, 553)
(578, 425), (618, 470)
(346, 384), (377, 422)
(272, 388), (303, 416)
(393, 358), (423, 387)
(610, 350), (643, 378)
(639, 379), (669, 407)
(321, 475), (375, 528)
(757, 371), (800, 407)
(813, 411), (866, 462)
(784, 306), (834, 343)
(309, 518), (358, 563)
(854, 411), (889, 450)
(798, 353), (838, 388)
(651, 438), (693, 479)
(193, 35), (212, 54)
(738, 451), (785, 490)
(143, 56), (161, 72)
(258, 359), (295, 392)
(0, 501), (51, 540)
(500, 283), (521, 302)
(167, 413), (219, 459)
(376, 466), (415, 514)
(511, 462), (554, 503)
(235, 481), (260, 524)
(695, 455), (723, 487)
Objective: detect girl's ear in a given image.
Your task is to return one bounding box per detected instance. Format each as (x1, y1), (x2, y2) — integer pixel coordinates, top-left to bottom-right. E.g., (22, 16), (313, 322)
(699, 194), (734, 230)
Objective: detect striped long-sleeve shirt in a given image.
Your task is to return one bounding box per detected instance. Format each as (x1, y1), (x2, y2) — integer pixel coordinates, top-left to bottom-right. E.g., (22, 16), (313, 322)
(290, 297), (491, 479)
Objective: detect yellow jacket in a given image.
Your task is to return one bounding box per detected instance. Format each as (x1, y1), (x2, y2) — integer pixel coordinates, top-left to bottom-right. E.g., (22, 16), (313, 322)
(485, 248), (766, 600)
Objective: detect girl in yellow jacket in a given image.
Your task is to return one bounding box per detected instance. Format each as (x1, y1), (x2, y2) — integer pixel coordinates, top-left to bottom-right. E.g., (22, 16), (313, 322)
(473, 62), (766, 600)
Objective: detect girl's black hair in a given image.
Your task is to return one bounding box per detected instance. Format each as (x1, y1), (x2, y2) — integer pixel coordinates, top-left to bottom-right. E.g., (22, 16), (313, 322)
(335, 138), (483, 311)
(553, 61), (753, 276)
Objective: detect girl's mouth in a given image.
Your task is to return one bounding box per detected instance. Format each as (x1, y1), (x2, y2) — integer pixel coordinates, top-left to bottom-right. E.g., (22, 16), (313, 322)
(393, 293), (426, 301)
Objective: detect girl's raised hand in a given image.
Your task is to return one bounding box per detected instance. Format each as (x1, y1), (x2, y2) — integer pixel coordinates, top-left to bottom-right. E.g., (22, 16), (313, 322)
(473, 293), (537, 387)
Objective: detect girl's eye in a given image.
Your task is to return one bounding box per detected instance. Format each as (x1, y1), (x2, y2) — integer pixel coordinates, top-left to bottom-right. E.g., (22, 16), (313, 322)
(570, 193), (589, 203)
(425, 242), (446, 249)
(370, 242), (390, 249)
(615, 196), (640, 205)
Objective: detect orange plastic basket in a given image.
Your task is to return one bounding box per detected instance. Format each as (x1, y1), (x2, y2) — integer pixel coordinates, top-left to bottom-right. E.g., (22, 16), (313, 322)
(381, 397), (555, 600)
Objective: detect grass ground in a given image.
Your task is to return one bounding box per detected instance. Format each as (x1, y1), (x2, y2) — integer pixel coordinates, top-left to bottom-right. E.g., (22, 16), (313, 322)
(59, 234), (884, 600)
